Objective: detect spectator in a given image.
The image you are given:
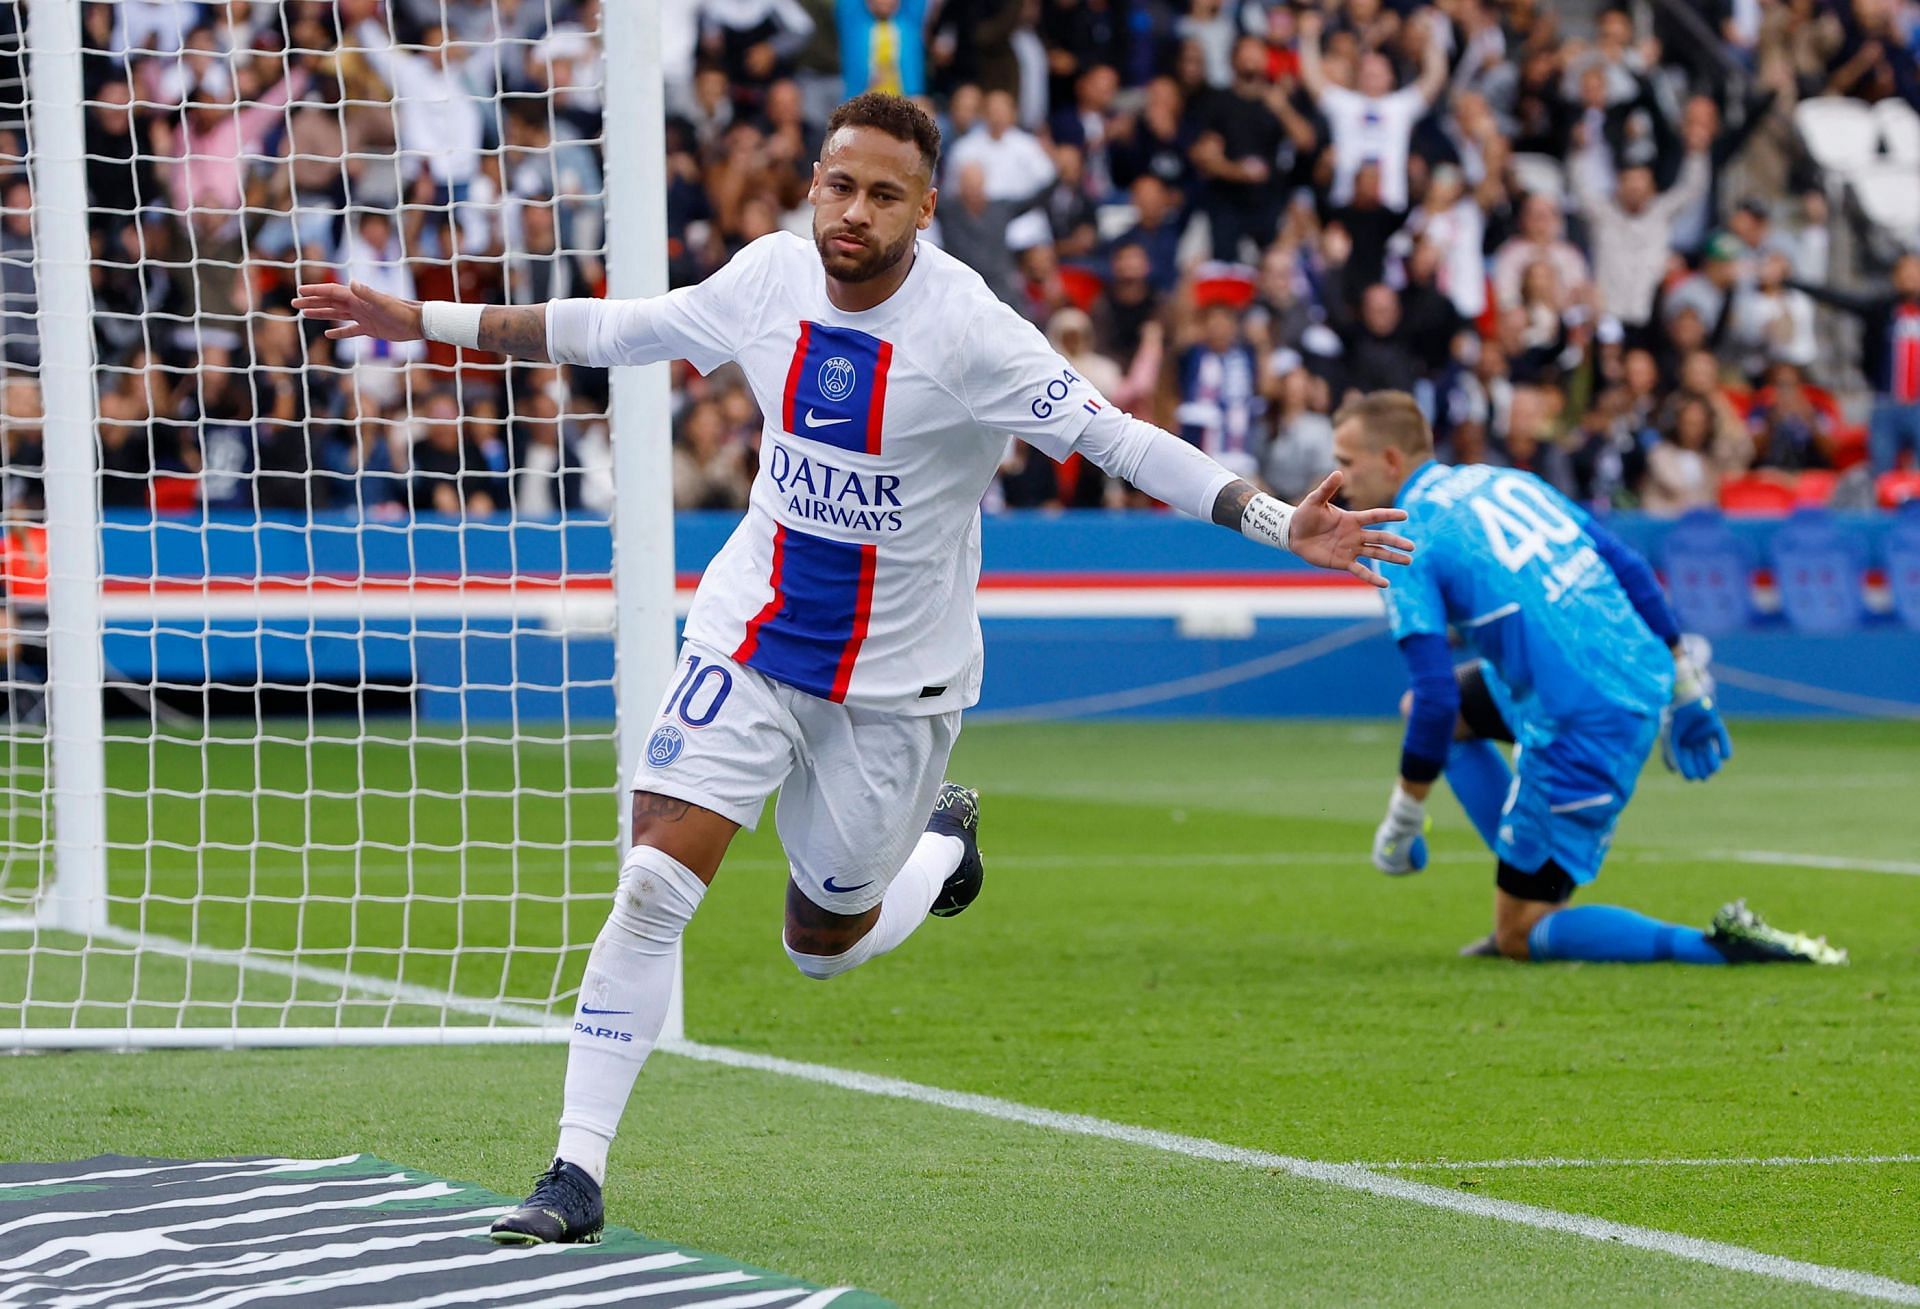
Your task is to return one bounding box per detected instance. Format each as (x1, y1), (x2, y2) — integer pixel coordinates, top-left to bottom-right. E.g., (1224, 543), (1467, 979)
(350, 13), (485, 220)
(411, 391), (499, 517)
(1115, 174), (1185, 293)
(1334, 283), (1426, 398)
(1260, 354), (1335, 503)
(1642, 392), (1746, 514)
(1107, 75), (1193, 196)
(1726, 252), (1818, 379)
(839, 0), (927, 98)
(0, 178), (37, 370)
(937, 160), (1051, 309)
(1748, 363), (1837, 471)
(1572, 115), (1712, 335)
(1789, 253), (1920, 473)
(1188, 37), (1286, 262)
(1491, 192), (1593, 312)
(672, 398), (751, 510)
(1176, 303), (1263, 479)
(944, 88), (1054, 247)
(1091, 241), (1161, 362)
(1297, 8), (1448, 212)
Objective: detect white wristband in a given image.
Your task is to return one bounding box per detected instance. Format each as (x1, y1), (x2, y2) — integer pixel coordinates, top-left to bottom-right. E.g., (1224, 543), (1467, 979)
(1239, 493), (1295, 554)
(421, 301), (485, 350)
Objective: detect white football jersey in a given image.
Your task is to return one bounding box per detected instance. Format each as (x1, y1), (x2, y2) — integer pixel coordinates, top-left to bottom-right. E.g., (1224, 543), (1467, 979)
(553, 231), (1110, 714)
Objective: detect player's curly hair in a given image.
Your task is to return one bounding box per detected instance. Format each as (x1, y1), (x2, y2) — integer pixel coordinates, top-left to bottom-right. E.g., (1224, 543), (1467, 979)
(824, 92), (942, 181)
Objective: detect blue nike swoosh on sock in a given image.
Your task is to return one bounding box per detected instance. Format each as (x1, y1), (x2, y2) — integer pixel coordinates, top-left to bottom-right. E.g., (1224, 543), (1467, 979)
(579, 1006), (632, 1016)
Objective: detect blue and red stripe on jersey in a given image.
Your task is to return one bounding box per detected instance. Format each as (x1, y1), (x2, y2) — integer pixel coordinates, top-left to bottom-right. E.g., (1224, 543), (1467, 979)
(733, 523), (877, 703)
(780, 321), (893, 455)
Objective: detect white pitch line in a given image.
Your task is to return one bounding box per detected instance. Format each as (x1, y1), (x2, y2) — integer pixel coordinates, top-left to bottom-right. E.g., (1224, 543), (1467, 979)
(659, 1039), (1920, 1306)
(1702, 849), (1920, 879)
(1364, 1154), (1920, 1171)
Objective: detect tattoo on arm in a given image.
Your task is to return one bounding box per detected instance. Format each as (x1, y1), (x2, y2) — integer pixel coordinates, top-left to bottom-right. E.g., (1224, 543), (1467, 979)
(476, 305), (552, 361)
(1210, 479), (1259, 531)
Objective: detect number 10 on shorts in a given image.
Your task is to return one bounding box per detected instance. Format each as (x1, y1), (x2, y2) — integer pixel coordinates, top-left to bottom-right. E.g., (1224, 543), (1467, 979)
(666, 654), (734, 728)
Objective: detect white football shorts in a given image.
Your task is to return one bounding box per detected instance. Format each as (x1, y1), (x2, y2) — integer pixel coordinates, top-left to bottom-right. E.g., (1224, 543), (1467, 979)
(630, 641), (961, 915)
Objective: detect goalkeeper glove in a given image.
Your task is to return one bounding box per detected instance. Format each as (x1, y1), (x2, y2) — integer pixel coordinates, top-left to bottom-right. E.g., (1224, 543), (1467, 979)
(1371, 786), (1430, 876)
(1661, 636), (1732, 782)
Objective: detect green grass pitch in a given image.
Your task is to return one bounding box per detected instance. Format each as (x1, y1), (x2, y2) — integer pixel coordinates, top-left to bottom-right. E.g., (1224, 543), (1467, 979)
(3, 718), (1916, 1305)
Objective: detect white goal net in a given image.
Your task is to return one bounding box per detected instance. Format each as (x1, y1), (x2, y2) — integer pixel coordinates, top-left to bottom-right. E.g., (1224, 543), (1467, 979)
(0, 0), (674, 1048)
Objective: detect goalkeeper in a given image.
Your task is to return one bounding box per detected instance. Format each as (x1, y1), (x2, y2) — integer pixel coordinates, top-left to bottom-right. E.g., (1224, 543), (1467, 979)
(1333, 392), (1845, 965)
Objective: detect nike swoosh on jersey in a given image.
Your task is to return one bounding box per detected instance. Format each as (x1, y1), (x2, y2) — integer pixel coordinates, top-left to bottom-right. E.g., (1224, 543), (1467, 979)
(804, 409), (853, 428)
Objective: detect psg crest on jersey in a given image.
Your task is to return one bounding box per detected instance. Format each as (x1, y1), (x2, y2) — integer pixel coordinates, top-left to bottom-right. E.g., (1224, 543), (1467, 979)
(817, 355), (856, 402)
(646, 724), (685, 768)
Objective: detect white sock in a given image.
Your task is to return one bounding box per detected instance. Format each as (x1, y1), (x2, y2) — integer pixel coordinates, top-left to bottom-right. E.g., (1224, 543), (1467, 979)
(555, 845), (705, 1186)
(785, 832), (963, 979)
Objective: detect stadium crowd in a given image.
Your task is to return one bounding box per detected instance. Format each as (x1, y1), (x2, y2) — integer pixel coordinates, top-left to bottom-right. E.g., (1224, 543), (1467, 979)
(0, 0), (1917, 521)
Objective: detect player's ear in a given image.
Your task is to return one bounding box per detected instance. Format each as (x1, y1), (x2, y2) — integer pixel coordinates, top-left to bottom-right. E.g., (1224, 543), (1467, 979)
(806, 161), (821, 204)
(918, 185), (937, 231)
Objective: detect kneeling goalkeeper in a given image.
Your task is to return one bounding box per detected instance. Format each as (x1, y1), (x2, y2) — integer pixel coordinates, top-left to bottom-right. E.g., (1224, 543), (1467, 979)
(1333, 392), (1845, 966)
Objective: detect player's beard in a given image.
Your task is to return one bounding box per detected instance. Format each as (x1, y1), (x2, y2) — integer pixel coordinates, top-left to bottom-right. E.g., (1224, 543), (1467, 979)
(813, 221), (915, 284)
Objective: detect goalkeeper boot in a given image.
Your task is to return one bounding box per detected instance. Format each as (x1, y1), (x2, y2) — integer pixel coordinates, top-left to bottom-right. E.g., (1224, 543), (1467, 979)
(490, 1158), (605, 1246)
(1708, 899), (1848, 965)
(927, 782), (984, 918)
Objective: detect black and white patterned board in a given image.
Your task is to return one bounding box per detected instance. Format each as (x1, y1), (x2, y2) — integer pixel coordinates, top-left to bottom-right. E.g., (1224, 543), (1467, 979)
(0, 1155), (891, 1308)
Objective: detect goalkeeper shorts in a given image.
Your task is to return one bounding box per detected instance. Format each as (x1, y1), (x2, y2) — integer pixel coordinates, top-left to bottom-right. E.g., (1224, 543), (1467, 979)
(630, 640), (961, 915)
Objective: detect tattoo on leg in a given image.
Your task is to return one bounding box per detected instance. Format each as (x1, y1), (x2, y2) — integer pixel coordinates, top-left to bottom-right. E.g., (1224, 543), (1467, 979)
(631, 793), (692, 825)
(1210, 478), (1258, 531)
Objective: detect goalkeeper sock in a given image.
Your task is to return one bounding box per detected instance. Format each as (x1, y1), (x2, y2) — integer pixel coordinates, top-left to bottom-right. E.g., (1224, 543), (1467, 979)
(556, 845), (707, 1185)
(1526, 905), (1726, 964)
(1445, 739), (1510, 852)
(784, 832), (962, 980)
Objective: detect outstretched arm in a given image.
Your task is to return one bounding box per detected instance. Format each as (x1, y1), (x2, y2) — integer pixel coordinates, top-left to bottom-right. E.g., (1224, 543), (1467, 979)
(294, 281), (554, 360)
(1073, 408), (1414, 586)
(298, 245), (762, 373)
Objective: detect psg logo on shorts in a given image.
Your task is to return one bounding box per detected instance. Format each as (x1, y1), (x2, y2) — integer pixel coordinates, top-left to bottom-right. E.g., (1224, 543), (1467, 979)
(646, 724), (685, 768)
(817, 356), (856, 402)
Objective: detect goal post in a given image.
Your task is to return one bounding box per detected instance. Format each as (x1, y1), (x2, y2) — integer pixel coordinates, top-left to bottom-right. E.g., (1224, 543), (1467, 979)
(1, 0), (678, 1049)
(602, 0), (684, 1045)
(26, 0), (108, 939)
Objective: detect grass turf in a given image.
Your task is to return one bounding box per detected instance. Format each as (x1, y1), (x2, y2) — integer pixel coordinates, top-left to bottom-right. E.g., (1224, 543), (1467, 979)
(3, 717), (1916, 1305)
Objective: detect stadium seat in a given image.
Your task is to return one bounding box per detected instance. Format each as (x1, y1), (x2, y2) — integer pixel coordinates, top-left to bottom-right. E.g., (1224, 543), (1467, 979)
(1793, 469), (1840, 506)
(1878, 469), (1920, 508)
(1848, 163), (1920, 243)
(1795, 97), (1881, 177)
(1875, 98), (1920, 168)
(1887, 504), (1920, 631)
(1058, 265), (1104, 312)
(1718, 475), (1796, 515)
(1768, 508), (1867, 632)
(149, 475), (199, 514)
(1659, 509), (1752, 635)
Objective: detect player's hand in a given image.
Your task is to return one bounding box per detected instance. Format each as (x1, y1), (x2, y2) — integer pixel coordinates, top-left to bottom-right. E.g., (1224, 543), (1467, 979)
(1662, 698), (1731, 780)
(292, 280), (425, 344)
(1290, 470), (1414, 589)
(1661, 637), (1732, 781)
(1372, 785), (1429, 876)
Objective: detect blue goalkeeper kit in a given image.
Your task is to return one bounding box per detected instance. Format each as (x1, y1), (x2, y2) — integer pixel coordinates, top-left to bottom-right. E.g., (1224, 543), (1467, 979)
(1384, 462), (1673, 885)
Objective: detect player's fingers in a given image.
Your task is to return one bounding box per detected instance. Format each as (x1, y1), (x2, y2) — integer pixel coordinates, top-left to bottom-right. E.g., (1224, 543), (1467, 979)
(1349, 559), (1389, 587)
(323, 324), (366, 340)
(1302, 470), (1341, 507)
(1360, 529), (1415, 552)
(1716, 725), (1733, 759)
(1361, 545), (1413, 566)
(1352, 506), (1409, 525)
